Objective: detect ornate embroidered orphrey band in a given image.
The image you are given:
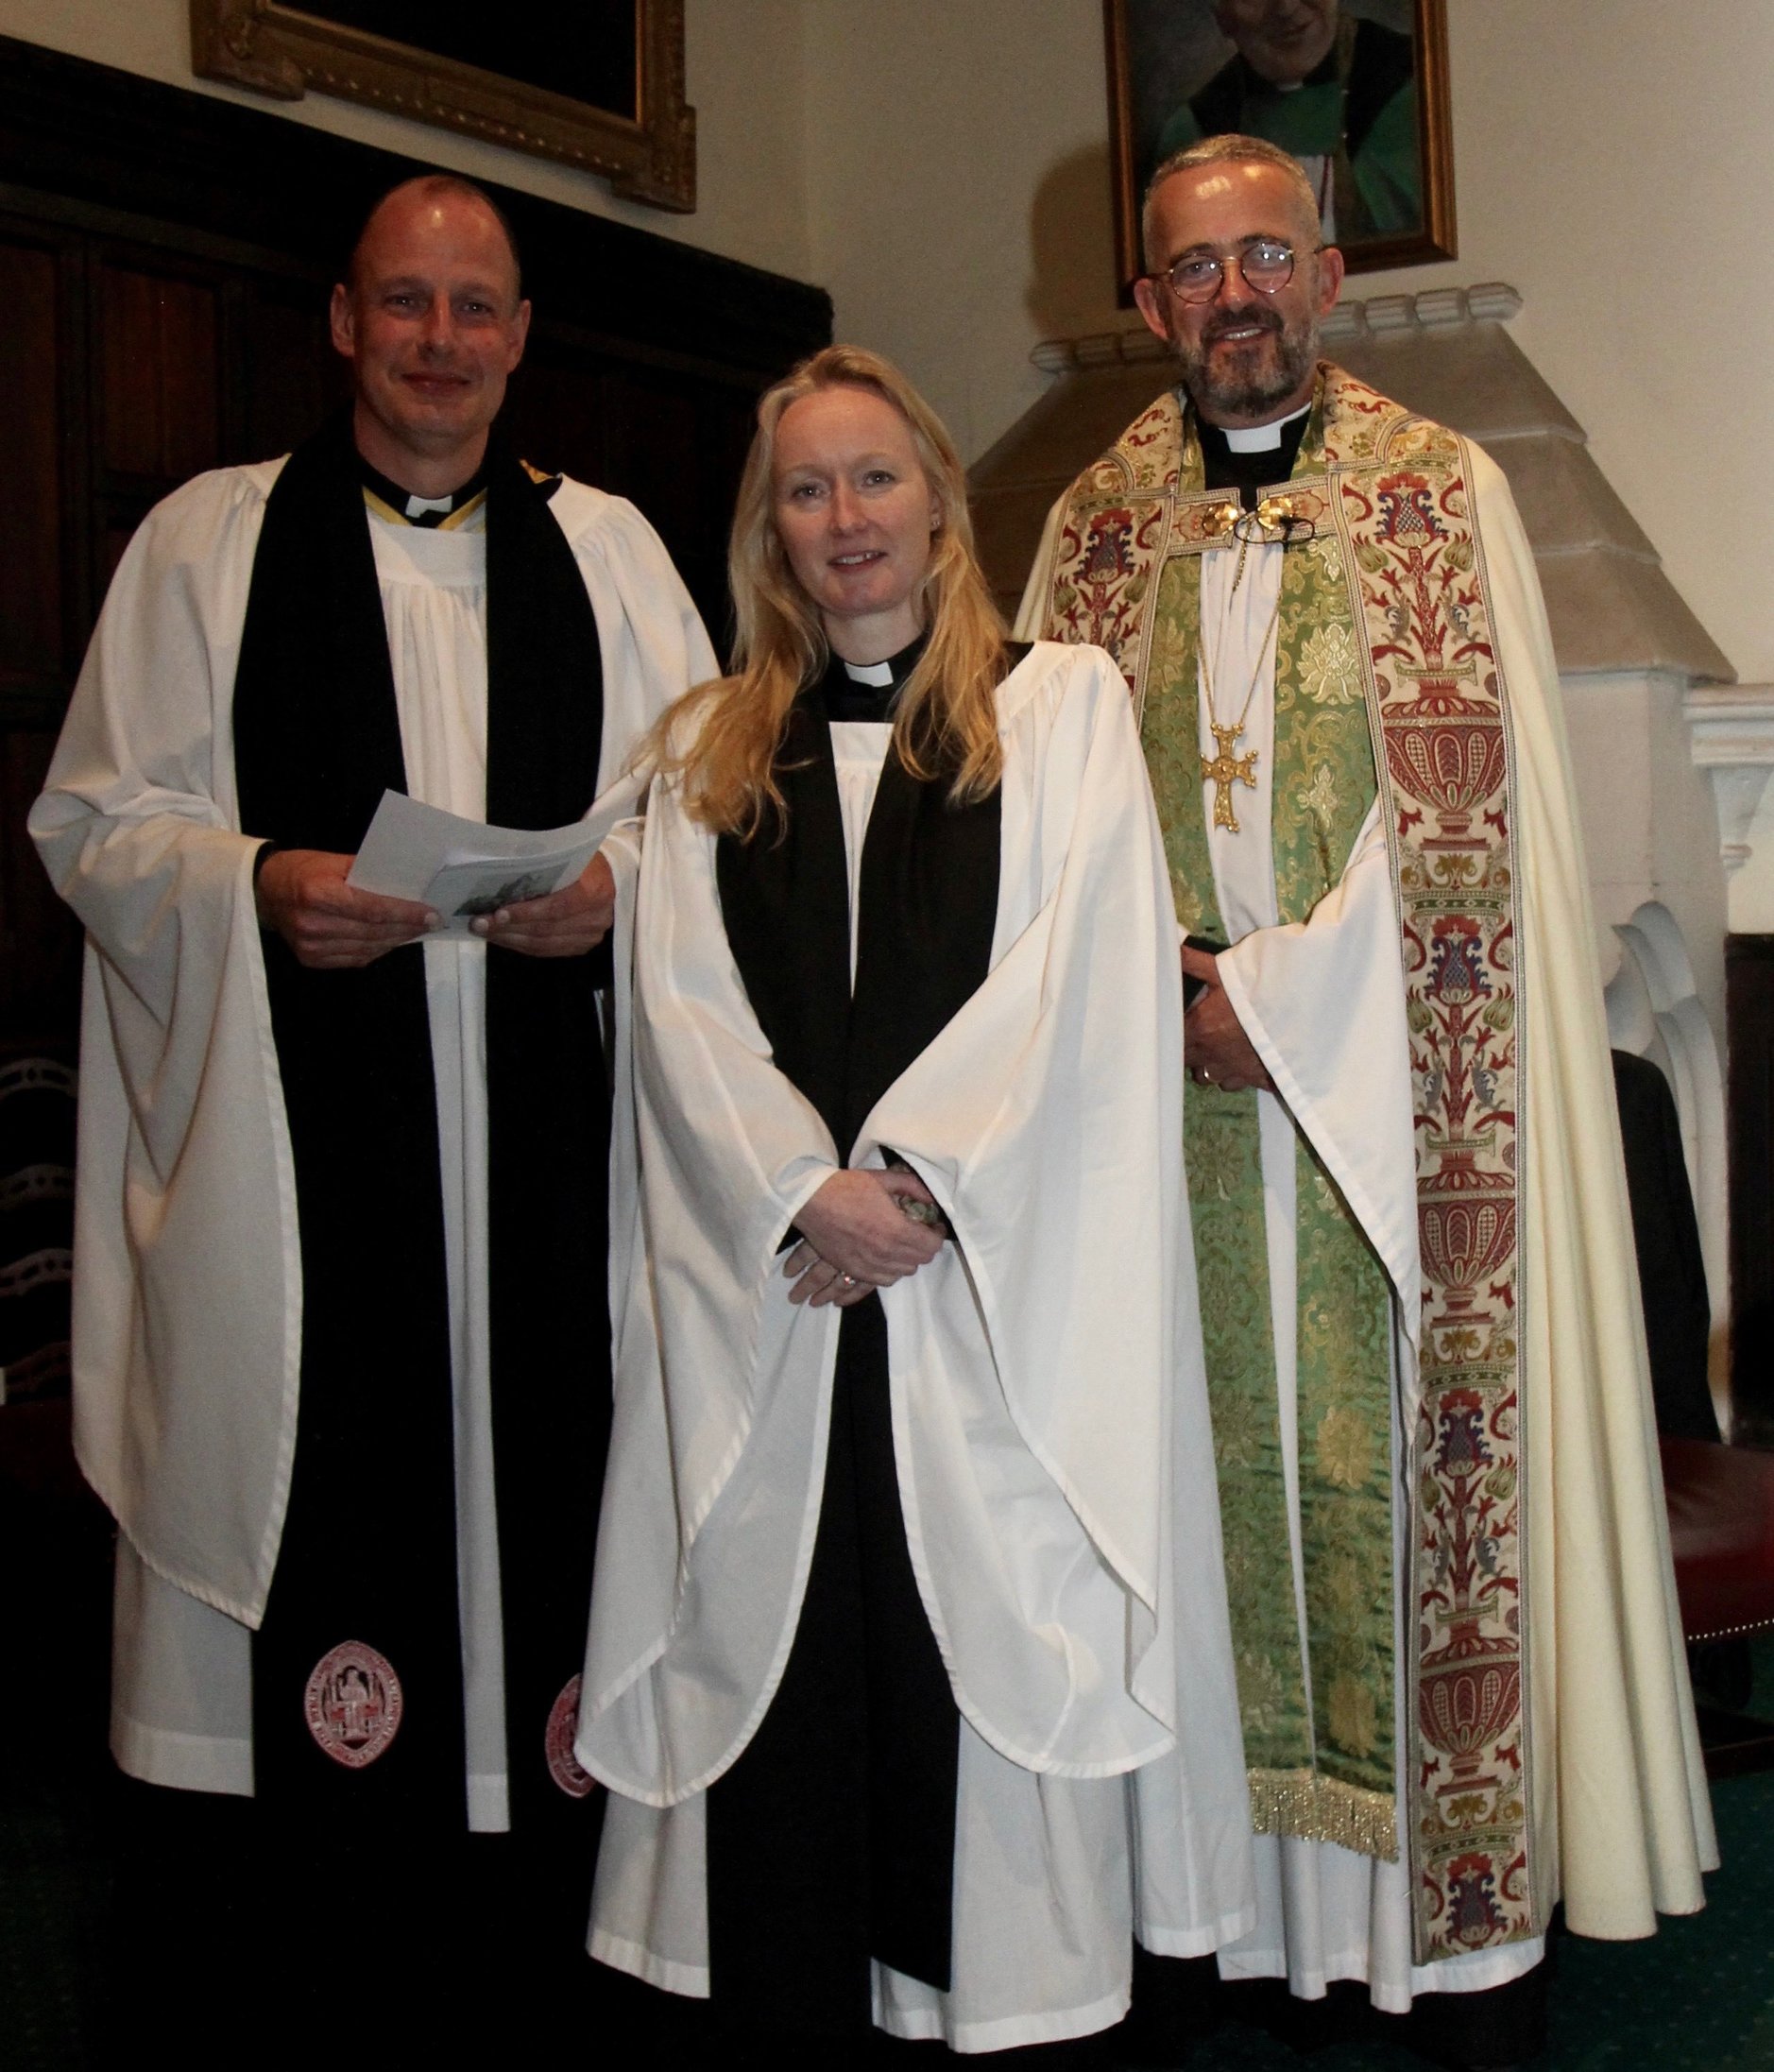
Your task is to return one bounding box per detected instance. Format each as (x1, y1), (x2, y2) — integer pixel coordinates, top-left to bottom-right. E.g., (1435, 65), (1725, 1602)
(1042, 369), (1536, 1964)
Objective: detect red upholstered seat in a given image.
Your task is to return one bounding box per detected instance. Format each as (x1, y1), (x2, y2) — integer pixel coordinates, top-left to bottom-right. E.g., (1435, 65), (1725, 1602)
(1661, 1436), (1774, 1643)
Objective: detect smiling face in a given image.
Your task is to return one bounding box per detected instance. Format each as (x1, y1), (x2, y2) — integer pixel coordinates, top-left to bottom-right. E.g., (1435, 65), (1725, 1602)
(771, 384), (942, 662)
(330, 180), (531, 492)
(1133, 159), (1343, 426)
(1213, 0), (1339, 84)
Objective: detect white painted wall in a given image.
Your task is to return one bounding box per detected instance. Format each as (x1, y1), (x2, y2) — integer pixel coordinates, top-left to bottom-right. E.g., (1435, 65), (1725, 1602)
(1370, 2), (1773, 688)
(799, 0), (1116, 468)
(1376, 1), (1774, 928)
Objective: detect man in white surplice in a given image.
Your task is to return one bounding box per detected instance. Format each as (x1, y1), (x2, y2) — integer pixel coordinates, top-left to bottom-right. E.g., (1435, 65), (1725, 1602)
(30, 175), (714, 2034)
(1020, 135), (1713, 2064)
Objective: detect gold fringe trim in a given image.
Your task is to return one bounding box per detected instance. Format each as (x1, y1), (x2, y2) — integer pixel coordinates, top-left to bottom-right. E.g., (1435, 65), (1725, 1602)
(1249, 1768), (1398, 1863)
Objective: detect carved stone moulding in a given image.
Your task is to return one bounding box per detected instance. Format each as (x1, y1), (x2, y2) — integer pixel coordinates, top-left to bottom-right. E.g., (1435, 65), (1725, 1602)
(1684, 685), (1774, 878)
(191, 1), (696, 212)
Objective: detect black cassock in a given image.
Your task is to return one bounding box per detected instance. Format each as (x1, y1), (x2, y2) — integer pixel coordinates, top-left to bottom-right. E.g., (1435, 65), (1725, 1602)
(704, 642), (1007, 2042)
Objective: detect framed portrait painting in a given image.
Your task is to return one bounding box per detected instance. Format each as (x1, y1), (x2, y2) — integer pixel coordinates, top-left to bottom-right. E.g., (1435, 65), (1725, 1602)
(1104, 0), (1454, 299)
(192, 0), (695, 211)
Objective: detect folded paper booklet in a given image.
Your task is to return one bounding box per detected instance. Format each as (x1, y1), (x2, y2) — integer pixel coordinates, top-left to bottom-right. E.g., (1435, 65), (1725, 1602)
(348, 789), (627, 936)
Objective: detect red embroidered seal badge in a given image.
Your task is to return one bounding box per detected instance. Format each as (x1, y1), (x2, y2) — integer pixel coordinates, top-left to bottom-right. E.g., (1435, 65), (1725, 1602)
(545, 1675), (598, 1799)
(303, 1640), (403, 1770)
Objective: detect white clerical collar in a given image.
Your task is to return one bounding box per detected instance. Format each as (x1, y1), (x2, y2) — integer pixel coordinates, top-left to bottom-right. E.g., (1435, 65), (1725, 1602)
(1223, 402), (1311, 454)
(842, 658), (896, 687)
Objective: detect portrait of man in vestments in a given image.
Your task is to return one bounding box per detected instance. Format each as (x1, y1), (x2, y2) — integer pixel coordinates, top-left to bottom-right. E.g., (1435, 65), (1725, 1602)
(1104, 0), (1455, 290)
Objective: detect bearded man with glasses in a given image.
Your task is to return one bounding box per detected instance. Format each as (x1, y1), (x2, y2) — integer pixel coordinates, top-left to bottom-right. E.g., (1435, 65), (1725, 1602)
(1020, 131), (1713, 2071)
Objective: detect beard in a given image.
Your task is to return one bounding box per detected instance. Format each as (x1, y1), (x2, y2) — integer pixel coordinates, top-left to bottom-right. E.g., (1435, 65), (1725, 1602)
(1172, 300), (1319, 420)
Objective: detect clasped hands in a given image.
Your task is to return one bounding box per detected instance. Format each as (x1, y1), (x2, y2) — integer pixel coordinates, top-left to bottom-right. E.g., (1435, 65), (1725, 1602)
(255, 847), (617, 968)
(1181, 943), (1274, 1094)
(783, 1167), (945, 1309)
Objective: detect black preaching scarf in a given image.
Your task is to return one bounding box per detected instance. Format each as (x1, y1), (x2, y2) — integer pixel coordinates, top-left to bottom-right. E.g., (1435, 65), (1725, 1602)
(231, 413), (610, 1852)
(703, 643), (1016, 2037)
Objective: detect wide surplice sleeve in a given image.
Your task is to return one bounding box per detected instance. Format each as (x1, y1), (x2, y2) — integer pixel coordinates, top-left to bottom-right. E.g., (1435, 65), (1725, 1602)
(580, 645), (1210, 1802)
(28, 463), (301, 1626)
(576, 755), (849, 1806)
(1211, 799), (1421, 1319)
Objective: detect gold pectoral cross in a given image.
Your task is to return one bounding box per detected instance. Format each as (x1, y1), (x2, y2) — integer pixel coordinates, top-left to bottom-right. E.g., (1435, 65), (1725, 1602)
(1201, 721), (1259, 831)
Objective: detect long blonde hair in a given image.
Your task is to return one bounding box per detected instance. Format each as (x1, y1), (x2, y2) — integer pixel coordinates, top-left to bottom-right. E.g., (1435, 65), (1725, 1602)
(651, 345), (1008, 836)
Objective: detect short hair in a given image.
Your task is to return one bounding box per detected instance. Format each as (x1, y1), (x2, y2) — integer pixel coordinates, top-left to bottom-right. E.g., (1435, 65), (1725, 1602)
(345, 174), (524, 302)
(647, 344), (1007, 836)
(1141, 133), (1321, 269)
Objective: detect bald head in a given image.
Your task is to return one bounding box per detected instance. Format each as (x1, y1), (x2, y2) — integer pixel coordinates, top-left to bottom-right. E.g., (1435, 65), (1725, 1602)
(348, 175), (523, 309)
(331, 175), (532, 495)
(1142, 134), (1321, 271)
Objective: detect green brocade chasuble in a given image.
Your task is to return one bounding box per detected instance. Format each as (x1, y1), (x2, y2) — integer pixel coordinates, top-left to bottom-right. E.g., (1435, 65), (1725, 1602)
(1041, 368), (1540, 1965)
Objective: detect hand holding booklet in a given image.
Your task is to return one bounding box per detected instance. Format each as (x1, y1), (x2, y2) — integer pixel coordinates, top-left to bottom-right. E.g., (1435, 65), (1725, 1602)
(347, 788), (627, 936)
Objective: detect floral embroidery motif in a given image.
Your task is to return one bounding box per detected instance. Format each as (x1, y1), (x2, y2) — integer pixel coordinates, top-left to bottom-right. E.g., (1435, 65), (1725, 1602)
(1297, 762), (1339, 833)
(1298, 621), (1364, 704)
(1335, 404), (1531, 1964)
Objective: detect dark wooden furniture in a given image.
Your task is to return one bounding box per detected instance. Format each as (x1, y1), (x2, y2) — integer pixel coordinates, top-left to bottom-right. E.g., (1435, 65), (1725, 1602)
(0, 31), (829, 1068)
(1663, 1437), (1774, 1647)
(1663, 1435), (1774, 1776)
(1728, 935), (1774, 1440)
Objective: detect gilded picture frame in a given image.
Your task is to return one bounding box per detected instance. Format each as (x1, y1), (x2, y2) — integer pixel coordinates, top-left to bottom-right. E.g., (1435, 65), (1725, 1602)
(1104, 0), (1455, 301)
(191, 1), (696, 212)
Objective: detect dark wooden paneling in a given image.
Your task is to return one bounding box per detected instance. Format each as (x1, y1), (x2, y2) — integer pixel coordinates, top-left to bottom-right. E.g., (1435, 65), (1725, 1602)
(1728, 934), (1774, 1437)
(238, 280), (351, 464)
(603, 370), (717, 624)
(503, 349), (760, 642)
(96, 262), (222, 482)
(0, 234), (63, 693)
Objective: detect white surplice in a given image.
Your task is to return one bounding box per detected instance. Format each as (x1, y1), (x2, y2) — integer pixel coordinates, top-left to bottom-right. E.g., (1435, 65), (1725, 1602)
(31, 462), (716, 1825)
(580, 642), (1254, 2051)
